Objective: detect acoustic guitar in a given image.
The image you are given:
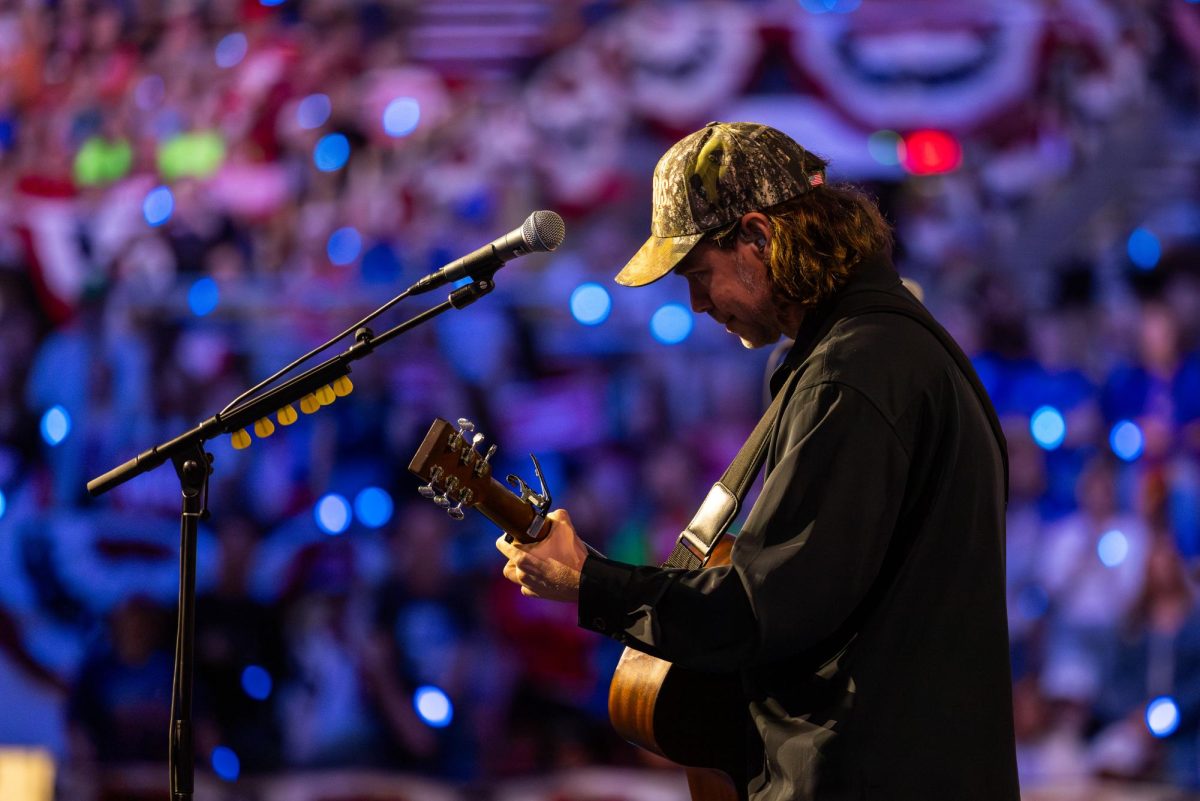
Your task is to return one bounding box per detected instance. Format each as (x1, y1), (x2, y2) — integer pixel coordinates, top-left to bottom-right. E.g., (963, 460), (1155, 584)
(410, 418), (745, 801)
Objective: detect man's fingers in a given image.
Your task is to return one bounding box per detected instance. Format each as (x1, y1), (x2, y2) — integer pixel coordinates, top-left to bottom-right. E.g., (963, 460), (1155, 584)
(504, 560), (541, 597)
(499, 540), (536, 587)
(496, 526), (579, 603)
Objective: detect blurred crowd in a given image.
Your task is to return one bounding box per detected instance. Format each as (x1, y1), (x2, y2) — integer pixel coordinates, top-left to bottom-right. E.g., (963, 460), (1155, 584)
(2, 0), (1200, 797)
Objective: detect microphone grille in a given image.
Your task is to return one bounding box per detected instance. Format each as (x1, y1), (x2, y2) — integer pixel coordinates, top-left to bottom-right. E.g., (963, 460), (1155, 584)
(523, 210), (566, 253)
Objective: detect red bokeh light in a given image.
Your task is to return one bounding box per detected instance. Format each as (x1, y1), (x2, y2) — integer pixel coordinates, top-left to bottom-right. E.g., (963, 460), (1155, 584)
(900, 130), (962, 176)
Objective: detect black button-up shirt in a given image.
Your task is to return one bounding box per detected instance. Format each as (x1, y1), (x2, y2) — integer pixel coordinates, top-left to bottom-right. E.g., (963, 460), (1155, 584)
(580, 256), (1020, 800)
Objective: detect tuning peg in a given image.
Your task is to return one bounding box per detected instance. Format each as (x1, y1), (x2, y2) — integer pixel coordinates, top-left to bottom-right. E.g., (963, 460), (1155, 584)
(278, 405), (298, 425)
(300, 393), (320, 414)
(317, 385), (336, 406)
(254, 417), (276, 438)
(433, 494), (451, 508)
(418, 483), (436, 498)
(333, 376), (353, 397)
(446, 504), (465, 521)
(231, 429), (251, 450)
(470, 432), (485, 451)
(457, 418), (475, 435)
(474, 444), (497, 477)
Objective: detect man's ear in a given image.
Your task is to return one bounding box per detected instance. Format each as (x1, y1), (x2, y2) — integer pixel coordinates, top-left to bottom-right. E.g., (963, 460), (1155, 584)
(738, 212), (771, 253)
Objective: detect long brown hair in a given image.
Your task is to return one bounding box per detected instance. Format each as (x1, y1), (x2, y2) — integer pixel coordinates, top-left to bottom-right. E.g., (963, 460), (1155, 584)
(710, 184), (893, 307)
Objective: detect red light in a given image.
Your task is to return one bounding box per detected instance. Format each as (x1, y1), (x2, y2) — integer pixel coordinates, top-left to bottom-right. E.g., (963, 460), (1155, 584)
(900, 130), (961, 176)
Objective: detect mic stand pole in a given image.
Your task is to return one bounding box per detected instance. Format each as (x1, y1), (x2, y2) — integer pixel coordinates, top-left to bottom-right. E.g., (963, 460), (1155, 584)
(86, 277), (496, 800)
(169, 443), (207, 801)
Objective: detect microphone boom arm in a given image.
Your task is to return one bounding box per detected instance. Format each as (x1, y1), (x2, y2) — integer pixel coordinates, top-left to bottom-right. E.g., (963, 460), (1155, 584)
(87, 278), (495, 497)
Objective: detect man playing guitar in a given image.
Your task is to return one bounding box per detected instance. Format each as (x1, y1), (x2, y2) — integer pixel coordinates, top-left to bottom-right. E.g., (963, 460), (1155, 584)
(495, 122), (1019, 801)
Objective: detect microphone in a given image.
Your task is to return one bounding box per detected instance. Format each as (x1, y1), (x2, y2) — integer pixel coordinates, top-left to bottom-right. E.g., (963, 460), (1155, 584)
(409, 210), (565, 295)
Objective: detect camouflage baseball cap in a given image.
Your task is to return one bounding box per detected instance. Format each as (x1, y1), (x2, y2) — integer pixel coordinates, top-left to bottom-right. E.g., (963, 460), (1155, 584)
(615, 121), (826, 287)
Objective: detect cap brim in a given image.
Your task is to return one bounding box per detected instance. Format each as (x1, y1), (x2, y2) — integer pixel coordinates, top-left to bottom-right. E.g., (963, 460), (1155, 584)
(614, 232), (705, 287)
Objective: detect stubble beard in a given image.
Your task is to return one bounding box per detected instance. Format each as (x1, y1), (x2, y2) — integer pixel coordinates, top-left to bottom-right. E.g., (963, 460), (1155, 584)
(732, 251), (786, 349)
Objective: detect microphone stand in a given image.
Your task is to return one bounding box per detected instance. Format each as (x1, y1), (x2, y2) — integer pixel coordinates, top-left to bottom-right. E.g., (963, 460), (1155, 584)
(86, 277), (497, 800)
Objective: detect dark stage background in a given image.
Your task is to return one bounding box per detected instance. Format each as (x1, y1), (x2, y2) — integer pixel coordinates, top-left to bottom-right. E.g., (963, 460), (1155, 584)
(2, 0), (1200, 798)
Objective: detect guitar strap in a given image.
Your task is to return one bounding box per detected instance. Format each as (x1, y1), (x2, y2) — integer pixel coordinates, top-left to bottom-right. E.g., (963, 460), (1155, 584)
(663, 367), (794, 570)
(662, 286), (1008, 572)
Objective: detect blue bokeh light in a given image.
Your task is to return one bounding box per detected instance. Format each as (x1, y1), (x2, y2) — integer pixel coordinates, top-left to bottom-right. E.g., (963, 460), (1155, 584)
(214, 33), (248, 69)
(798, 0), (862, 12)
(383, 97), (421, 138)
(189, 277), (220, 317)
(414, 685), (454, 728)
(1127, 227), (1161, 270)
(570, 282), (612, 326)
(1030, 406), (1066, 450)
(143, 185), (175, 226)
(1147, 696), (1180, 738)
(1110, 420), (1144, 462)
(260, 0), (287, 6)
(327, 227), (363, 265)
(1097, 530), (1129, 568)
(211, 746), (240, 782)
(40, 406), (71, 446)
(650, 303), (693, 345)
(314, 133), (350, 172)
(354, 487), (394, 528)
(241, 665), (273, 701)
(314, 493), (352, 535)
(0, 490), (6, 521)
(297, 94), (332, 130)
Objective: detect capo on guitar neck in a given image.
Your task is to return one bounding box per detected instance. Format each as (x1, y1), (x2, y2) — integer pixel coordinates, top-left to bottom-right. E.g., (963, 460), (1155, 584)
(507, 453), (552, 515)
(505, 453), (553, 543)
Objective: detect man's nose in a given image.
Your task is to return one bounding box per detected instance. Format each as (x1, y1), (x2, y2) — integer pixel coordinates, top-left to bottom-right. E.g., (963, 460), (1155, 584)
(688, 282), (710, 314)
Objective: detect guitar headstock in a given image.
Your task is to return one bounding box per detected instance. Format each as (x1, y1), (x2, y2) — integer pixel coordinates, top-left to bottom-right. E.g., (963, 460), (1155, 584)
(408, 418), (496, 520)
(408, 417), (553, 544)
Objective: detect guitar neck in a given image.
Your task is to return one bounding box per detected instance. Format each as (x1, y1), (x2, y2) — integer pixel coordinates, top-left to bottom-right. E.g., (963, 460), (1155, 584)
(476, 476), (551, 544)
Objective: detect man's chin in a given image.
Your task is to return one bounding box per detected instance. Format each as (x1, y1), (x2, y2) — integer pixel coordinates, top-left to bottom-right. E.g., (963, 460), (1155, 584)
(725, 320), (780, 349)
(737, 333), (779, 349)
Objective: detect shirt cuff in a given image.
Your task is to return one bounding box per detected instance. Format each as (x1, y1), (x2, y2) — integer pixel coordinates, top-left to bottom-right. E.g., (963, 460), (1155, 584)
(578, 552), (637, 636)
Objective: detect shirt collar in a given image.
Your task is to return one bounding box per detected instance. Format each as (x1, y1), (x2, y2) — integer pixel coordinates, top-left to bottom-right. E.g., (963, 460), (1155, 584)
(769, 253), (902, 395)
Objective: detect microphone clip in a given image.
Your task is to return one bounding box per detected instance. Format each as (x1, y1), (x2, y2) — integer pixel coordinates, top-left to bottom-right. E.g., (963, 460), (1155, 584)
(448, 277), (496, 309)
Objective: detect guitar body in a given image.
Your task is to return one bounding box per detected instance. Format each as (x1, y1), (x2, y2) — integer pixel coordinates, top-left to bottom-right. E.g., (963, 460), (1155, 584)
(607, 536), (746, 801)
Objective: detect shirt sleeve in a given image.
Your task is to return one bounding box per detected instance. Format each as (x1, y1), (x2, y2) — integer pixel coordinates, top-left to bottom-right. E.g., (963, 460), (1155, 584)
(577, 380), (911, 672)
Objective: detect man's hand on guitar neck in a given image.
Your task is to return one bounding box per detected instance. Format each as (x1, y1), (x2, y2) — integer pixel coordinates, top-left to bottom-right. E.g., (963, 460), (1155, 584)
(496, 509), (589, 603)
